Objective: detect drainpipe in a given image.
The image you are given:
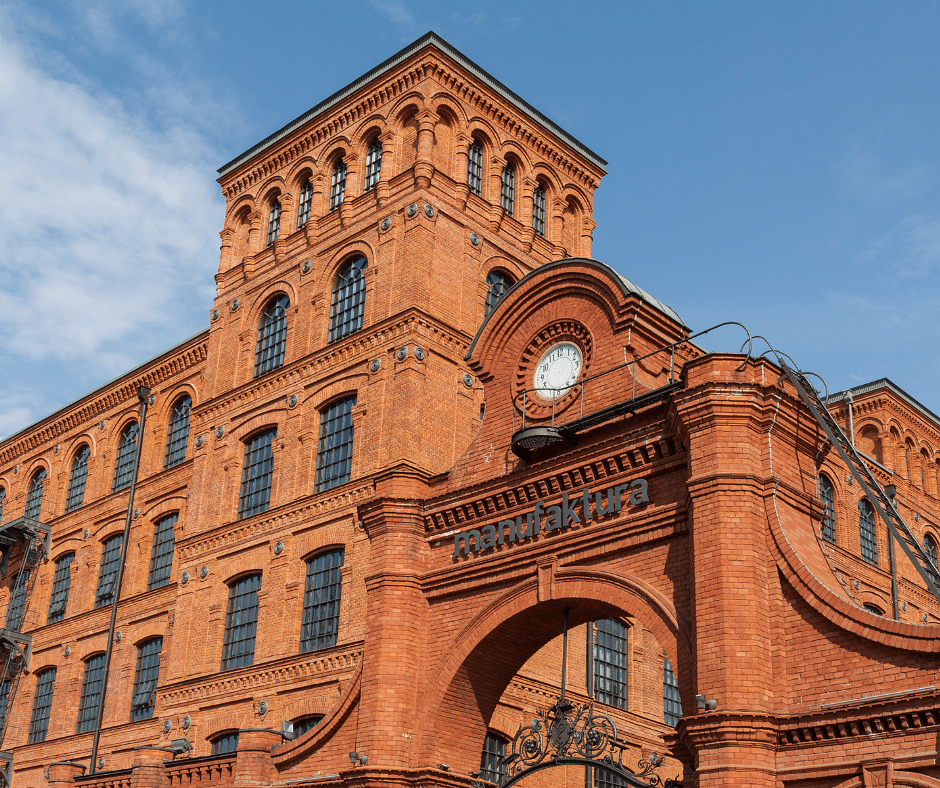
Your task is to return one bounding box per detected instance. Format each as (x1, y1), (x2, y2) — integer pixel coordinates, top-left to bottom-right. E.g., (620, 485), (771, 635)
(845, 392), (854, 446)
(89, 386), (150, 774)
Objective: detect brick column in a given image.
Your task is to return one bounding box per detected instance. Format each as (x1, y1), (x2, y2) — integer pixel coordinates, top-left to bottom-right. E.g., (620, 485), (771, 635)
(47, 762), (86, 786)
(130, 747), (172, 788)
(232, 729), (281, 787)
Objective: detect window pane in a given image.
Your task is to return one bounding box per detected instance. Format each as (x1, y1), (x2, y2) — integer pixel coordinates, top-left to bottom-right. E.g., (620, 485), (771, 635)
(663, 657), (682, 726)
(364, 140), (382, 191)
(819, 474), (836, 544)
(328, 256), (367, 343)
(292, 715), (323, 738)
(0, 487), (5, 525)
(112, 422), (139, 492)
(239, 429), (277, 519)
(301, 549), (344, 652)
(479, 732), (506, 785)
(77, 654), (106, 733)
(65, 445), (91, 513)
(148, 513), (177, 590)
(500, 165), (515, 215)
(925, 534), (938, 567)
(315, 397), (356, 493)
(95, 534), (124, 608)
(485, 271), (512, 317)
(212, 731), (239, 754)
(48, 553), (74, 624)
(28, 668), (56, 743)
(24, 468), (46, 520)
(131, 638), (162, 721)
(532, 187), (546, 236)
(266, 199), (281, 246)
(222, 574), (261, 670)
(254, 295), (290, 377)
(297, 180), (313, 228)
(594, 618), (628, 710)
(5, 570), (30, 631)
(164, 396), (192, 468)
(468, 141), (483, 196)
(330, 159), (346, 210)
(859, 499), (878, 565)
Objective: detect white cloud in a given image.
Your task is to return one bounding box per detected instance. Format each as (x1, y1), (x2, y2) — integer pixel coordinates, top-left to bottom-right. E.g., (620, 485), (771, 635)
(371, 0), (416, 28)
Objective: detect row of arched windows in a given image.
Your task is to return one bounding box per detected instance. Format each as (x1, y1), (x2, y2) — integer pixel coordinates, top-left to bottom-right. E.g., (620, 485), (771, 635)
(0, 397), (192, 526)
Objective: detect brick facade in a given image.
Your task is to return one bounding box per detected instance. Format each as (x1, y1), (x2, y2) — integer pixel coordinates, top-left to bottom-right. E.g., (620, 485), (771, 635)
(0, 32), (939, 788)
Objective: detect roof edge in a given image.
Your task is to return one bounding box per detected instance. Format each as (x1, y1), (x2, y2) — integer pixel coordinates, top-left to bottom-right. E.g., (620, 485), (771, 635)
(217, 32), (607, 178)
(826, 378), (940, 430)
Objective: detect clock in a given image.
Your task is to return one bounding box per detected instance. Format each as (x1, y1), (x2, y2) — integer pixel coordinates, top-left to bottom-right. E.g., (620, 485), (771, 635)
(534, 342), (583, 400)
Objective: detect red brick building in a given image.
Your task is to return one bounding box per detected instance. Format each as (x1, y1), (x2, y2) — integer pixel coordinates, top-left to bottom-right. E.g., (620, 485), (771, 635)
(0, 32), (939, 788)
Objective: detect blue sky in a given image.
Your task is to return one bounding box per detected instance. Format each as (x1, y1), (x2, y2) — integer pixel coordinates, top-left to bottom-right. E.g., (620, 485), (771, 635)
(2, 0), (940, 438)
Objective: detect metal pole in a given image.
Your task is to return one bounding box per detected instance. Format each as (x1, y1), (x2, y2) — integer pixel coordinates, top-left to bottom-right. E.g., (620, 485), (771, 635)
(89, 386), (150, 774)
(888, 527), (900, 621)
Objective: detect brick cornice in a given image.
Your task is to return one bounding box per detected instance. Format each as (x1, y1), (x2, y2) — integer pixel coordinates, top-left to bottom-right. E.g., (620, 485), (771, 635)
(679, 711), (778, 749)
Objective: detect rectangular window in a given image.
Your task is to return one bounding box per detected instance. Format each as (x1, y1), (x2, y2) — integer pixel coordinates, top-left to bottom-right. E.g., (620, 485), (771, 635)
(330, 161), (347, 210)
(48, 553), (74, 624)
(95, 534), (124, 608)
(238, 429), (277, 519)
(148, 513), (177, 590)
(77, 654), (106, 733)
(663, 657), (682, 726)
(532, 187), (546, 237)
(266, 200), (281, 246)
(28, 668), (56, 744)
(0, 680), (10, 737)
(479, 732), (506, 785)
(594, 769), (627, 788)
(593, 618), (628, 710)
(467, 142), (483, 196)
(131, 638), (162, 721)
(212, 731), (239, 754)
(5, 570), (30, 631)
(297, 181), (313, 228)
(315, 397), (356, 493)
(859, 500), (879, 566)
(221, 574), (261, 671)
(500, 165), (515, 215)
(65, 446), (90, 513)
(301, 549), (344, 652)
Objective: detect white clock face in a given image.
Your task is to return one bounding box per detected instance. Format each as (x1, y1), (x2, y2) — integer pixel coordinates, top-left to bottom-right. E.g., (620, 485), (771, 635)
(534, 342), (583, 400)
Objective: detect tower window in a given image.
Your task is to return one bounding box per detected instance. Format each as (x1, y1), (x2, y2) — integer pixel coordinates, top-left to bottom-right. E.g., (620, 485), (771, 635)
(859, 499), (878, 566)
(112, 421), (139, 492)
(76, 654), (106, 733)
(266, 199), (281, 246)
(819, 473), (836, 544)
(164, 395), (192, 469)
(65, 445), (91, 513)
(48, 553), (74, 624)
(500, 164), (515, 215)
(148, 513), (177, 590)
(363, 139), (382, 191)
(95, 534), (124, 608)
(24, 467), (46, 520)
(131, 637), (162, 721)
(254, 294), (290, 378)
(315, 396), (356, 493)
(532, 186), (546, 237)
(663, 657), (682, 726)
(28, 668), (56, 744)
(479, 732), (507, 785)
(485, 271), (513, 317)
(467, 140), (483, 196)
(330, 158), (347, 210)
(297, 180), (313, 228)
(925, 533), (938, 567)
(238, 428), (277, 520)
(221, 573), (261, 671)
(594, 618), (628, 710)
(328, 256), (367, 343)
(301, 548), (344, 652)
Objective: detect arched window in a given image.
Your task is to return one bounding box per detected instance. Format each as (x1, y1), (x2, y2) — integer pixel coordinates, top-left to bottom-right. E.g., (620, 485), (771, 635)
(921, 449), (929, 488)
(131, 637), (162, 721)
(479, 732), (507, 785)
(0, 487), (5, 524)
(96, 534), (124, 608)
(594, 618), (628, 710)
(266, 199), (281, 246)
(76, 653), (105, 733)
(925, 534), (938, 567)
(301, 548), (344, 652)
(663, 657), (682, 726)
(222, 573), (262, 670)
(48, 553), (74, 623)
(328, 256), (367, 343)
(5, 569), (30, 631)
(254, 295), (290, 378)
(112, 421), (139, 492)
(532, 186), (546, 236)
(363, 139), (382, 191)
(467, 140), (483, 195)
(28, 668), (56, 744)
(905, 439), (914, 478)
(500, 164), (515, 215)
(65, 445), (91, 513)
(863, 603), (884, 616)
(24, 467), (46, 520)
(330, 158), (347, 210)
(212, 731), (239, 754)
(164, 396), (192, 469)
(292, 715), (324, 738)
(819, 473), (836, 544)
(148, 513), (177, 590)
(315, 396), (356, 492)
(484, 271), (513, 317)
(859, 499), (878, 566)
(297, 180), (313, 228)
(239, 428), (277, 519)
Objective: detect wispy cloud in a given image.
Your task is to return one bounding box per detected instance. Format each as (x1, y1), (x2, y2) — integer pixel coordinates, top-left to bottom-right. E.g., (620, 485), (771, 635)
(371, 0), (416, 28)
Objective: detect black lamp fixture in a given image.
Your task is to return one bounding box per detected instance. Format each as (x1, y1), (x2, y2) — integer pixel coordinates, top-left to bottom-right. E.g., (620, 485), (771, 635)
(169, 737), (193, 755)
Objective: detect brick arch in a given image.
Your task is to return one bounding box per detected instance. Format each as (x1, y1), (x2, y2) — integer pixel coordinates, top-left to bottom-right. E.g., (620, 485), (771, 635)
(258, 177), (286, 206)
(62, 432), (98, 466)
(285, 156), (318, 189)
(411, 567), (691, 771)
(477, 254), (525, 283)
(352, 116), (389, 149)
(296, 527), (350, 562)
(429, 93), (466, 125)
(499, 140), (533, 172)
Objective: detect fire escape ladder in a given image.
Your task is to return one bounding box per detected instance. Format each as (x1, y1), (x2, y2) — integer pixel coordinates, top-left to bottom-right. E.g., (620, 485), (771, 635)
(778, 359), (940, 606)
(0, 515), (50, 782)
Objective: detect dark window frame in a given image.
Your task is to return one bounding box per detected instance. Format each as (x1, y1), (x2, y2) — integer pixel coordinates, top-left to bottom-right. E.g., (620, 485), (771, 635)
(5, 570), (29, 631)
(76, 653), (106, 733)
(297, 180), (313, 228)
(859, 498), (879, 566)
(24, 467), (46, 520)
(925, 533), (938, 567)
(328, 256), (368, 343)
(292, 715), (324, 738)
(221, 573), (262, 671)
(254, 295), (290, 378)
(467, 140), (484, 196)
(211, 731), (240, 754)
(148, 513), (177, 590)
(819, 473), (836, 544)
(500, 164), (515, 215)
(315, 397), (356, 493)
(28, 667), (56, 744)
(238, 428), (277, 520)
(266, 198), (281, 246)
(330, 158), (347, 210)
(594, 618), (629, 710)
(300, 548), (344, 652)
(48, 553), (74, 624)
(363, 139), (382, 191)
(663, 657), (682, 726)
(479, 731), (507, 785)
(164, 396), (192, 469)
(485, 271), (513, 317)
(95, 534), (124, 608)
(112, 421), (139, 492)
(532, 186), (546, 236)
(65, 445), (91, 513)
(131, 637), (162, 721)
